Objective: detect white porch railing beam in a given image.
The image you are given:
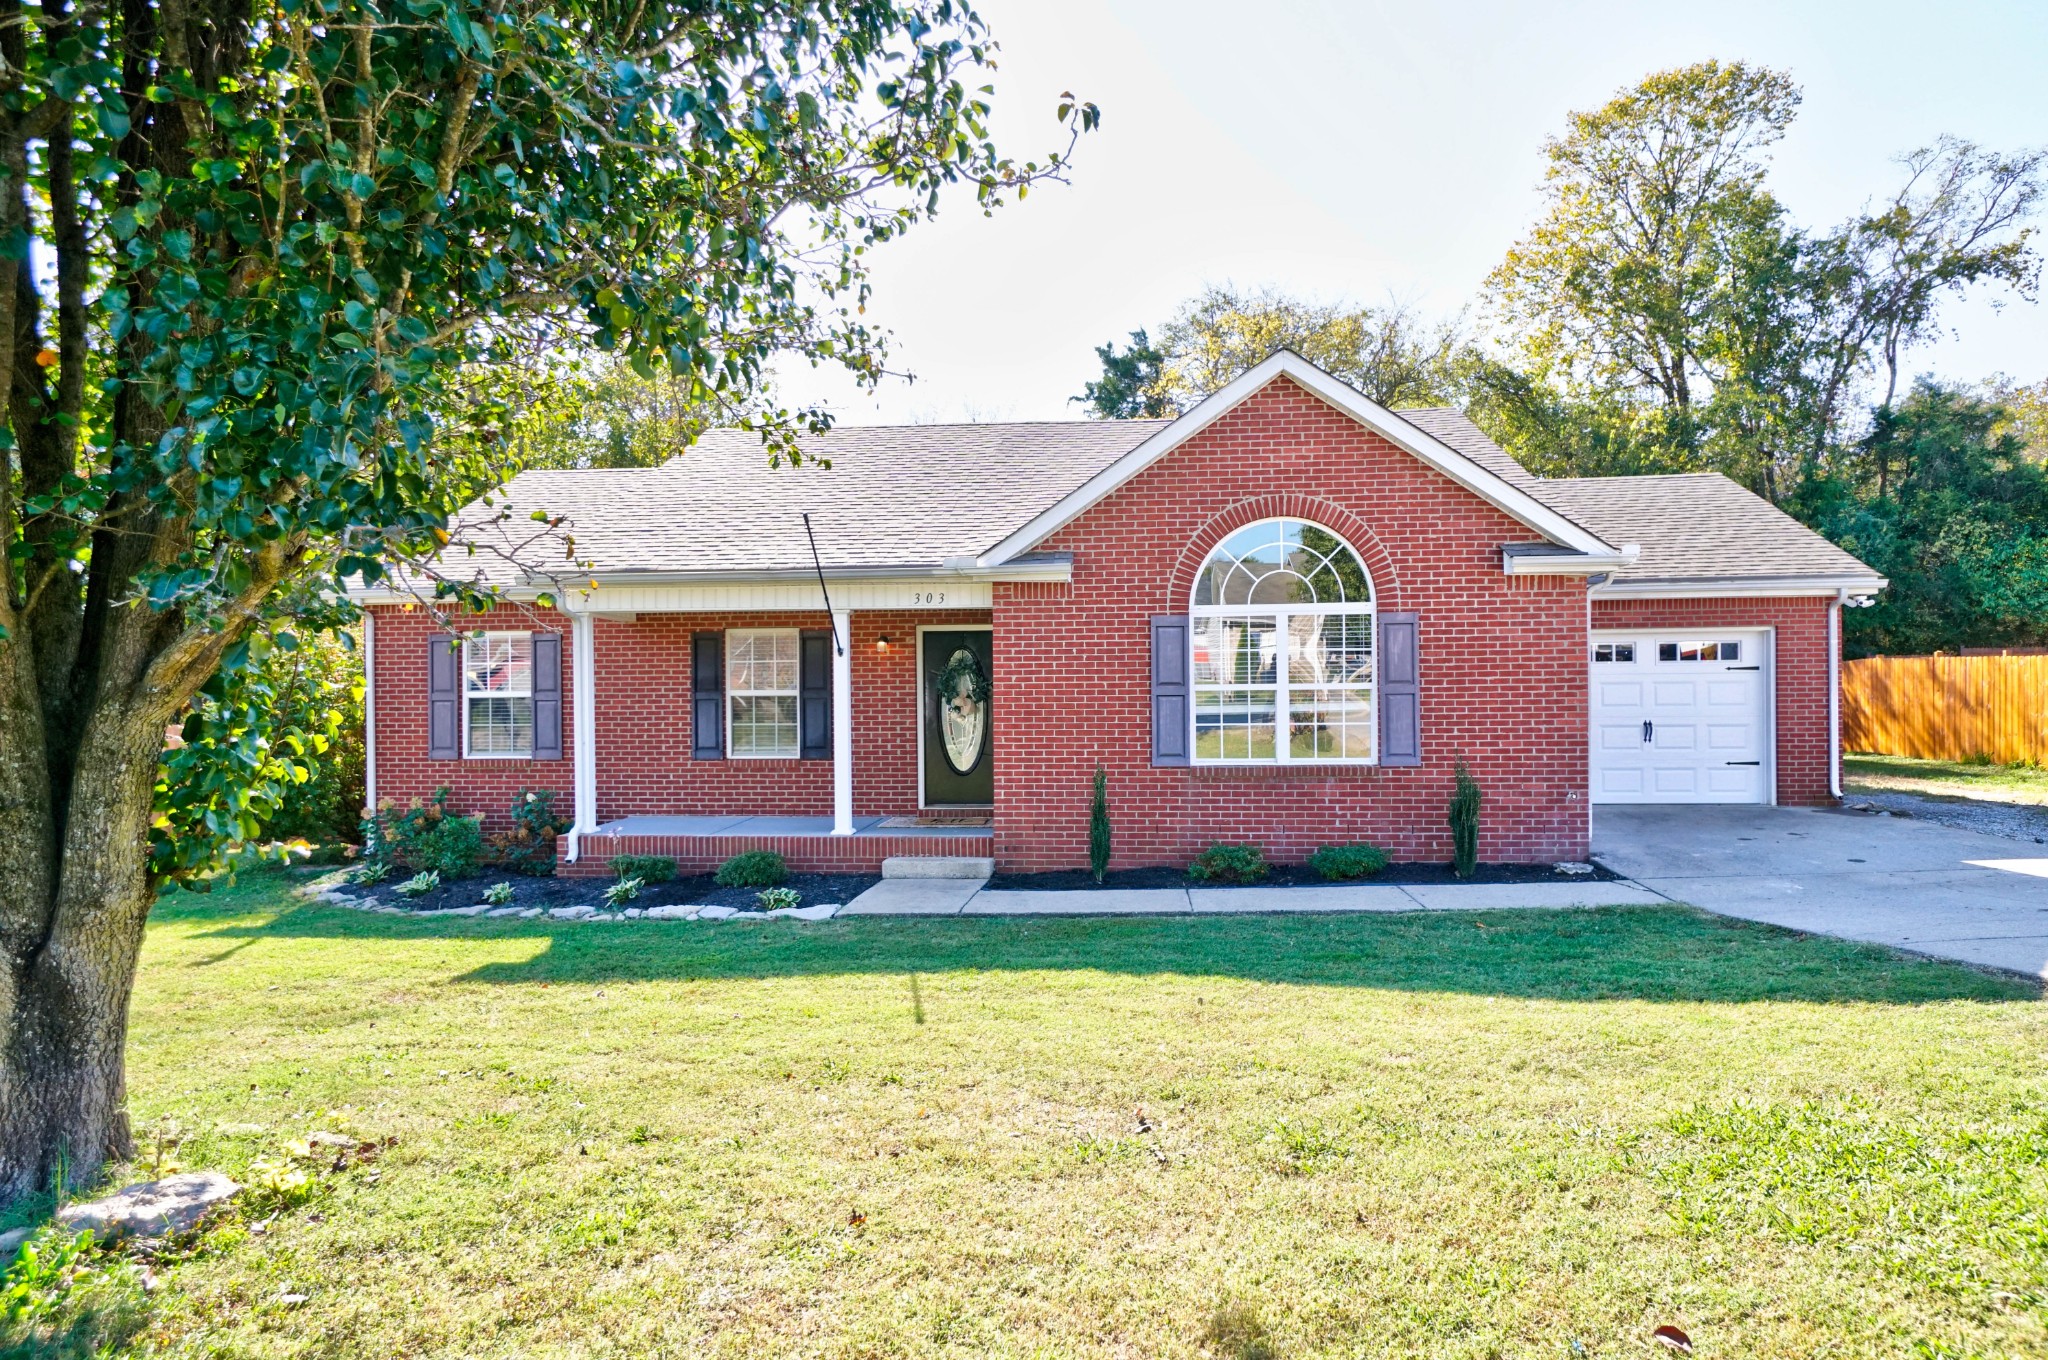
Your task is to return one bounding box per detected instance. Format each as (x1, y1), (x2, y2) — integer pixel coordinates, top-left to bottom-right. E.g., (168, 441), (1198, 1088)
(832, 608), (853, 835)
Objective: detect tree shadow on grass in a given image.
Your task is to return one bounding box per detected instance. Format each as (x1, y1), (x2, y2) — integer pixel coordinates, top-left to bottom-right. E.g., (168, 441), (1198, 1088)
(172, 897), (2042, 1006)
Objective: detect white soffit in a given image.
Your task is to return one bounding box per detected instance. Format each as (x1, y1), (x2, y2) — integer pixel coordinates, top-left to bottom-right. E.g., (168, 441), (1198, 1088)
(979, 350), (1620, 564)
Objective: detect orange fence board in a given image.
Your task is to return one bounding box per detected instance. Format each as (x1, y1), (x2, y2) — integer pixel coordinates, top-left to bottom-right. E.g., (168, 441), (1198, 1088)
(1842, 654), (2048, 764)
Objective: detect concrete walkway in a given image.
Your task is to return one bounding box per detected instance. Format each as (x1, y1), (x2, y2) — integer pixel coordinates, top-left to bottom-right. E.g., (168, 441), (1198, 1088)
(1594, 804), (2048, 980)
(840, 877), (1670, 917)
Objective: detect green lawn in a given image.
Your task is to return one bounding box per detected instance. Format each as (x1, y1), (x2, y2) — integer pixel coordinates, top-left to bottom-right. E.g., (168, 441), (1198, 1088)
(9, 870), (2048, 1358)
(1846, 752), (2048, 804)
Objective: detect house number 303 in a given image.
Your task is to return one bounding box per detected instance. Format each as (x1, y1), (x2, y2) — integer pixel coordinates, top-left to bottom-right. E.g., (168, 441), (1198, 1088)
(911, 591), (947, 605)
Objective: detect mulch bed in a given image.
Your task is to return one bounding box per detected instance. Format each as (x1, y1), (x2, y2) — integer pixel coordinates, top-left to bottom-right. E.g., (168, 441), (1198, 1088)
(313, 868), (880, 913)
(985, 860), (1620, 892)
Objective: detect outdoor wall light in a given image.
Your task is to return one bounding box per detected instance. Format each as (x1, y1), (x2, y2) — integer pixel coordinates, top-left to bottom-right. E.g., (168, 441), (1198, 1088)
(876, 634), (895, 652)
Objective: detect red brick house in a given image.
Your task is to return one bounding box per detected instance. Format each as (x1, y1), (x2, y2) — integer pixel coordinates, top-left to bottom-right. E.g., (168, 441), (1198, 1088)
(354, 352), (1884, 875)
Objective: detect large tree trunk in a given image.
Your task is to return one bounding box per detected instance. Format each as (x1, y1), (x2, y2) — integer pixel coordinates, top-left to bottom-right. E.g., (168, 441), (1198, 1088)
(0, 714), (164, 1199)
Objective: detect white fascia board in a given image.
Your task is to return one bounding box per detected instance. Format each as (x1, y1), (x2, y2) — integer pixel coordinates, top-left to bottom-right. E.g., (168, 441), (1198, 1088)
(1503, 543), (1642, 576)
(561, 558), (1072, 588)
(977, 351), (1619, 565)
(344, 557), (1072, 606)
(1594, 574), (1887, 600)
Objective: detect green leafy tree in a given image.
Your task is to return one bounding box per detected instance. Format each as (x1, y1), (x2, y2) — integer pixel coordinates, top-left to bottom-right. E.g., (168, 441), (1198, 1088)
(1078, 287), (1462, 416)
(1481, 61), (2041, 497)
(1798, 383), (2048, 655)
(0, 0), (1093, 1198)
(1073, 329), (1168, 419)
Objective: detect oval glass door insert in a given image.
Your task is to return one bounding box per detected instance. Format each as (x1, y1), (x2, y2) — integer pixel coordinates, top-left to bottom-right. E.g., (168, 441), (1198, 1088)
(938, 648), (987, 775)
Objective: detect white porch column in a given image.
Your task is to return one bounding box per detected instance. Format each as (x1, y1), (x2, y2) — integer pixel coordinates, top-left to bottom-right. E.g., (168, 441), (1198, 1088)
(831, 608), (854, 835)
(568, 609), (598, 860)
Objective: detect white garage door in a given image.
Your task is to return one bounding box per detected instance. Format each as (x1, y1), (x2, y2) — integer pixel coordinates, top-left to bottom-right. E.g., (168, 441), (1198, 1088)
(1590, 631), (1770, 804)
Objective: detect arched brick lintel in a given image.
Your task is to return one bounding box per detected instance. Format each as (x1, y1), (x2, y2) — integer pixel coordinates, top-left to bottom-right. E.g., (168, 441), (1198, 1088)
(1164, 495), (1404, 613)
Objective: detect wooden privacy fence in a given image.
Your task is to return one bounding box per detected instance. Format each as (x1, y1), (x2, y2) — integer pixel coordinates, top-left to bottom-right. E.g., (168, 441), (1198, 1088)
(1842, 654), (2048, 764)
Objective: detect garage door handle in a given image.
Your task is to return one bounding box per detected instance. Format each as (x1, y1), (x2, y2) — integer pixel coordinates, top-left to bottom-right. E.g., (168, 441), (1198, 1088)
(1727, 665), (1761, 671)
(1642, 721), (1653, 742)
(1726, 760), (1760, 766)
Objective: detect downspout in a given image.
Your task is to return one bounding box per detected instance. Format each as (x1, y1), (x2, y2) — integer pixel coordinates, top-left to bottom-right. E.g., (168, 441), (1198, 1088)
(567, 609), (597, 862)
(1829, 588), (1845, 800)
(362, 609), (376, 815)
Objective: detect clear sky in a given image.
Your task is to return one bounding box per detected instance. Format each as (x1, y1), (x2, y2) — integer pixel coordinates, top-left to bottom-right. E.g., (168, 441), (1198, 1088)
(772, 0), (2048, 426)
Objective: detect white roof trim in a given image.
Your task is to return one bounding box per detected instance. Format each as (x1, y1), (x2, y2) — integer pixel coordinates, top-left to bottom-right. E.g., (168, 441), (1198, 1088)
(1503, 543), (1641, 576)
(978, 351), (1619, 564)
(1594, 574), (1887, 600)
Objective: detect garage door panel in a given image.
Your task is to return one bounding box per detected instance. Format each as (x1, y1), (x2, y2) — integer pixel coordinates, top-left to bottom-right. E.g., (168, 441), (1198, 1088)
(1598, 723), (1645, 750)
(1651, 766), (1700, 793)
(1591, 632), (1767, 806)
(1652, 725), (1697, 750)
(1705, 723), (1749, 749)
(1599, 768), (1644, 794)
(1706, 767), (1758, 793)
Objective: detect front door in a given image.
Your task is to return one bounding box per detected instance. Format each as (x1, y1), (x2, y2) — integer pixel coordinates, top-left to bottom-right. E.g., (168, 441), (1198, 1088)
(922, 629), (993, 806)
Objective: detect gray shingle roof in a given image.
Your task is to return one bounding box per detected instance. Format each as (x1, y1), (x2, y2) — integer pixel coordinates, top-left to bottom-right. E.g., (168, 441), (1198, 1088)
(447, 419), (1170, 583)
(419, 397), (1877, 592)
(1537, 472), (1881, 586)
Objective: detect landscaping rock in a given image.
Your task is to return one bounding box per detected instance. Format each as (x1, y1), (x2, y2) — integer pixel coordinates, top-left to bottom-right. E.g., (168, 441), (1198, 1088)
(696, 904), (739, 920)
(0, 1226), (30, 1261)
(420, 905), (488, 918)
(642, 904), (695, 921)
(622, 908), (645, 919)
(485, 906), (525, 918)
(517, 907), (543, 919)
(549, 905), (596, 921)
(589, 912), (620, 922)
(1553, 862), (1595, 876)
(55, 1171), (240, 1243)
(767, 904), (839, 922)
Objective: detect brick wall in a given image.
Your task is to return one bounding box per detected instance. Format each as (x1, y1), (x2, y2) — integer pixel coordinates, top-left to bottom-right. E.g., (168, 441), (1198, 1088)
(991, 375), (1593, 871)
(369, 603), (989, 828)
(1590, 595), (1836, 806)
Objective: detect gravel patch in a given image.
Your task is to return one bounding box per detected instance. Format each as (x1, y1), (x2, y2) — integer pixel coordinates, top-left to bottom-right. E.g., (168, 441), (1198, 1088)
(1842, 790), (2048, 844)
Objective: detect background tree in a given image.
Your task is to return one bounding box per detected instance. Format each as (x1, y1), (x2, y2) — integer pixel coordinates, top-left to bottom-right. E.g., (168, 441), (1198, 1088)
(1797, 383), (2048, 655)
(1075, 286), (1462, 416)
(1480, 61), (2042, 496)
(0, 0), (1093, 1200)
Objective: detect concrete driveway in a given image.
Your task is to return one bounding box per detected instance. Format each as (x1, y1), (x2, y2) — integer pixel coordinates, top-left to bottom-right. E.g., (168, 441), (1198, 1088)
(1594, 804), (2048, 980)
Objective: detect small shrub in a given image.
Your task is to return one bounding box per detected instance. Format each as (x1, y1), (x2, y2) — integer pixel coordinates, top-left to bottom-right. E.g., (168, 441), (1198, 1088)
(1449, 759), (1482, 879)
(603, 877), (644, 906)
(1188, 842), (1268, 884)
(1307, 843), (1389, 881)
(481, 881), (516, 906)
(1089, 764), (1112, 884)
(350, 859), (390, 886)
(394, 870), (441, 899)
(1961, 751), (1995, 767)
(490, 788), (570, 876)
(373, 788), (485, 878)
(715, 849), (788, 888)
(756, 886), (801, 912)
(609, 853), (678, 884)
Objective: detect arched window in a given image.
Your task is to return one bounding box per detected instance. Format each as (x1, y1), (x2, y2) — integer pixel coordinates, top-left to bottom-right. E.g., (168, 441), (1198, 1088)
(1190, 518), (1375, 762)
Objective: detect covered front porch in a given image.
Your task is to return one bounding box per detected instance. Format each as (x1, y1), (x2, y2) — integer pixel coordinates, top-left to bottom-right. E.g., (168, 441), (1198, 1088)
(561, 814), (991, 877)
(547, 566), (1042, 874)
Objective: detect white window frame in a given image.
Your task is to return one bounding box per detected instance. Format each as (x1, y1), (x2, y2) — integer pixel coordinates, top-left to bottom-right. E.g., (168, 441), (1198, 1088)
(1190, 517), (1377, 766)
(462, 631), (534, 759)
(725, 628), (802, 760)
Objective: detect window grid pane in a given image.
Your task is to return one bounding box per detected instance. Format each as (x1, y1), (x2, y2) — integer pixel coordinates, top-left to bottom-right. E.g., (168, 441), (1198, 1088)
(464, 633), (533, 697)
(730, 695), (799, 758)
(467, 697), (534, 755)
(727, 630), (800, 758)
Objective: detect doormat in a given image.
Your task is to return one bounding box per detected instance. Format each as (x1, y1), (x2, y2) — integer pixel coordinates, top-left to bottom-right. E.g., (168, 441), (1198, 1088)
(879, 814), (993, 828)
